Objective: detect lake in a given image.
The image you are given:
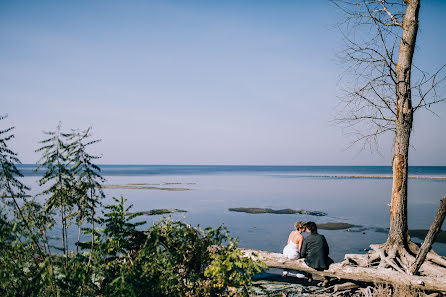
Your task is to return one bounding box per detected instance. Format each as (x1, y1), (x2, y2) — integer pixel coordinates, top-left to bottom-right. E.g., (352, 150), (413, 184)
(20, 165), (446, 262)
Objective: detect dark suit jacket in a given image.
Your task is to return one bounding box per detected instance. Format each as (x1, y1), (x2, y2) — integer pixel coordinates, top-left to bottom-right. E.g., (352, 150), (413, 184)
(301, 233), (332, 270)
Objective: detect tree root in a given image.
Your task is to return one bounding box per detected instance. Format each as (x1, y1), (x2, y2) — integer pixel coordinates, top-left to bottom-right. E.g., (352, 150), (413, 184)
(342, 241), (446, 278)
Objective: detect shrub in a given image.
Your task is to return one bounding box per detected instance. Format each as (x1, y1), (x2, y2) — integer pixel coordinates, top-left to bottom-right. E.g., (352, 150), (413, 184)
(121, 219), (265, 297)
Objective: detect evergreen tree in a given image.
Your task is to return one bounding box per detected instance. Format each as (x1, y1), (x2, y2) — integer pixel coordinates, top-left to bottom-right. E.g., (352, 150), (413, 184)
(0, 114), (38, 249)
(98, 196), (145, 260)
(0, 114), (56, 295)
(36, 122), (75, 259)
(67, 127), (105, 259)
(0, 114), (28, 200)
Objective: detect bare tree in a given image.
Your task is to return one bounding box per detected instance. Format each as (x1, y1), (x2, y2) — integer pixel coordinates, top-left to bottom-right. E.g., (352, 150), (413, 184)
(334, 0), (446, 275)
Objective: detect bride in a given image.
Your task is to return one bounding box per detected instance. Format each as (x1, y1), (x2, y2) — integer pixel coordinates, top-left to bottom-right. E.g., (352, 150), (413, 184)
(282, 221), (305, 259)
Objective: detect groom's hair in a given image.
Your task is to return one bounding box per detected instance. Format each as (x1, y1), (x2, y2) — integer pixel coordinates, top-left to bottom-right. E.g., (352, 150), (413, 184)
(305, 221), (318, 234)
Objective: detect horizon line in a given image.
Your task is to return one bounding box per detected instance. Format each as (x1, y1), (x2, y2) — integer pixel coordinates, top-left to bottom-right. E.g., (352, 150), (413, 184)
(17, 164), (446, 167)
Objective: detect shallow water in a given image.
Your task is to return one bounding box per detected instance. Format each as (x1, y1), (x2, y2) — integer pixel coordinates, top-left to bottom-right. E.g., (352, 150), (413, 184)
(21, 165), (446, 262)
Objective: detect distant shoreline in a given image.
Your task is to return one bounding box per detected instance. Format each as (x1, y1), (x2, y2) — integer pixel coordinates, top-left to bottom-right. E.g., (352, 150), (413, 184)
(15, 164), (446, 179)
(286, 175), (446, 180)
(101, 184), (192, 191)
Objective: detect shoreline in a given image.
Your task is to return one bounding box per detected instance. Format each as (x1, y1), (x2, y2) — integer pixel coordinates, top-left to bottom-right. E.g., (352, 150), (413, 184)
(101, 184), (192, 191)
(277, 174), (446, 180)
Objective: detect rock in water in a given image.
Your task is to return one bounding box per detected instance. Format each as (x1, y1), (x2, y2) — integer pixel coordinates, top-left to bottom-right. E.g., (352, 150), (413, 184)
(317, 222), (357, 230)
(228, 207), (327, 216)
(126, 209), (187, 216)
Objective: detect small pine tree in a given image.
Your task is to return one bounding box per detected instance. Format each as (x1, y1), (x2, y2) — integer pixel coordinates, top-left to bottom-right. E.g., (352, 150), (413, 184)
(0, 114), (29, 200)
(67, 127), (105, 258)
(98, 196), (146, 259)
(0, 114), (39, 248)
(0, 114), (57, 296)
(35, 122), (75, 259)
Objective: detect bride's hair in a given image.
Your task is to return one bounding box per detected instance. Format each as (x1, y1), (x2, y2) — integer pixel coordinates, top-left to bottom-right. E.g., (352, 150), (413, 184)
(294, 221), (305, 230)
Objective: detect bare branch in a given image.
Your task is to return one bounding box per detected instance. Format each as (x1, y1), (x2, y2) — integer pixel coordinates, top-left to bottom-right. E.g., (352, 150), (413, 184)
(380, 0), (403, 26)
(413, 64), (446, 111)
(332, 0), (404, 151)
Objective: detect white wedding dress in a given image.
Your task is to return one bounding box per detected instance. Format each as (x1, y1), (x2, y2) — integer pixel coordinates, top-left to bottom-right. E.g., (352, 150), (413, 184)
(282, 241), (300, 260)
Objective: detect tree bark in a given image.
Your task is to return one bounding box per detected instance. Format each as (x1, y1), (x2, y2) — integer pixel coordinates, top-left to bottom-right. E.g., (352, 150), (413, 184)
(387, 0), (420, 246)
(410, 197), (446, 275)
(334, 282), (360, 292)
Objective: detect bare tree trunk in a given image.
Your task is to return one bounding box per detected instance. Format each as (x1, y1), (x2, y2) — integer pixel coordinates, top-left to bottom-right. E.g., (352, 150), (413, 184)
(87, 188), (95, 266)
(77, 223), (81, 255)
(387, 0), (420, 247)
(61, 202), (66, 257)
(87, 211), (95, 266)
(410, 196), (446, 275)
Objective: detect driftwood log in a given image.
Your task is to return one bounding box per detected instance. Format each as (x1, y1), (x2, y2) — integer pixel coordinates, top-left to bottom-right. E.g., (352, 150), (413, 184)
(241, 249), (446, 292)
(410, 197), (446, 275)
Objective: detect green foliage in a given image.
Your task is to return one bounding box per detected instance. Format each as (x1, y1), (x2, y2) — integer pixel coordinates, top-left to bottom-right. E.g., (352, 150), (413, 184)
(126, 219), (265, 297)
(0, 205), (55, 297)
(0, 114), (29, 199)
(82, 196), (146, 260)
(66, 127), (105, 255)
(53, 254), (98, 297)
(0, 115), (54, 296)
(78, 200), (264, 297)
(101, 196), (145, 255)
(35, 122), (76, 257)
(35, 124), (105, 258)
(0, 114), (32, 244)
(205, 243), (266, 296)
(68, 127), (105, 211)
(0, 118), (265, 297)
(35, 122), (74, 209)
(2, 195), (265, 297)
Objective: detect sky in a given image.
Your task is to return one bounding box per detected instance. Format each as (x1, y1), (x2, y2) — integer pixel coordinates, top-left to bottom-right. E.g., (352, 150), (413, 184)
(1, 0), (445, 165)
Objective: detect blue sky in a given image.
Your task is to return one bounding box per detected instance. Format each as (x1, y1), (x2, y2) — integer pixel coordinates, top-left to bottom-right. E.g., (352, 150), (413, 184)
(1, 0), (445, 165)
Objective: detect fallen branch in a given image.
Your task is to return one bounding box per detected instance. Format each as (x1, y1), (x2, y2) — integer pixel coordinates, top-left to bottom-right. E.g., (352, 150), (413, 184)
(241, 249), (446, 292)
(410, 196), (446, 275)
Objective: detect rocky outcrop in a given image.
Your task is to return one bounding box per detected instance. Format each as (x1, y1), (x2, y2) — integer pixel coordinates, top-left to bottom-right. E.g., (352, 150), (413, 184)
(228, 208), (327, 216)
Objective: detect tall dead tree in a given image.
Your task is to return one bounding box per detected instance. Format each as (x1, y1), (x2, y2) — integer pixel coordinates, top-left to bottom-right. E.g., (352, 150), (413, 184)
(388, 0), (419, 248)
(334, 0), (446, 273)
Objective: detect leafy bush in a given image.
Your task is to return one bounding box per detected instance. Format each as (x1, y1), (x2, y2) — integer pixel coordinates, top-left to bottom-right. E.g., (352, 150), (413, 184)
(91, 200), (265, 297)
(126, 219), (264, 297)
(2, 196), (264, 297)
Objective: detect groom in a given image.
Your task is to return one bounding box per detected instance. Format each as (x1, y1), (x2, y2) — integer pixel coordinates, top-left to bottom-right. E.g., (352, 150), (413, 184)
(300, 221), (333, 285)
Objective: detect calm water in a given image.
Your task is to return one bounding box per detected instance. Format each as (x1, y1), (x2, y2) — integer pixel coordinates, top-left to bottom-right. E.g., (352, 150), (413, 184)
(20, 165), (446, 262)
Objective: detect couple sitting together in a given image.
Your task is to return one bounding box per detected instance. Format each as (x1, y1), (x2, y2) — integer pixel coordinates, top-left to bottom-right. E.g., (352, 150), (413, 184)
(282, 221), (333, 283)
